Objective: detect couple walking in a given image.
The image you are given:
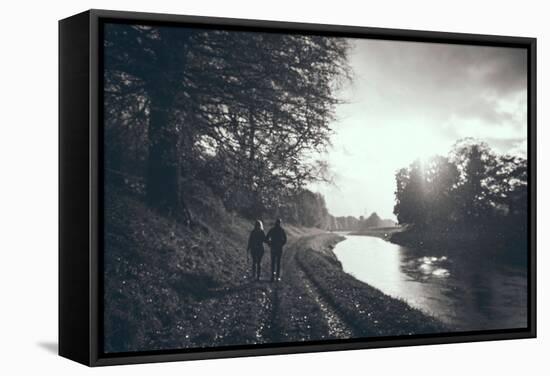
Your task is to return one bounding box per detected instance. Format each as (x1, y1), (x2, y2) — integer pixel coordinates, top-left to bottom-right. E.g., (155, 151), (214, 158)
(247, 218), (287, 282)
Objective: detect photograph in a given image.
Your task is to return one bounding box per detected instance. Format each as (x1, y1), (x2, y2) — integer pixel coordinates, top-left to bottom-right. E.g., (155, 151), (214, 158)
(101, 20), (529, 354)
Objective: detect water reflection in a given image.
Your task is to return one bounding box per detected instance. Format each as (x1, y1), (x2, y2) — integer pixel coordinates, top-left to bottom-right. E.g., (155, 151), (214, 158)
(333, 235), (527, 331)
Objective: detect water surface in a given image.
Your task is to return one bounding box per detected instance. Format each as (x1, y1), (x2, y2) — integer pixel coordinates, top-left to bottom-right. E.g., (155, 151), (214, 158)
(333, 234), (527, 331)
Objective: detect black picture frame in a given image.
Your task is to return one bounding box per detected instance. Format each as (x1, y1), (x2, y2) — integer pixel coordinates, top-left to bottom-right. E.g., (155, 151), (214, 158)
(59, 9), (537, 367)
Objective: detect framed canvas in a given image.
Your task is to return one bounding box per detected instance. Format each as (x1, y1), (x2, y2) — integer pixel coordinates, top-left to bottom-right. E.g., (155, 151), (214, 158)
(59, 9), (537, 366)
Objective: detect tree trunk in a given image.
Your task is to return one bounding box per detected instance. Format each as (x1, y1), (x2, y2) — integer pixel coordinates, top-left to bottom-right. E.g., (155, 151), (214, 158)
(145, 88), (180, 214)
(144, 29), (194, 221)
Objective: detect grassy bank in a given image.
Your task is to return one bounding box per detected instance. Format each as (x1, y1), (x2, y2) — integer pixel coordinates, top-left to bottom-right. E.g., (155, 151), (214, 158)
(295, 234), (449, 337)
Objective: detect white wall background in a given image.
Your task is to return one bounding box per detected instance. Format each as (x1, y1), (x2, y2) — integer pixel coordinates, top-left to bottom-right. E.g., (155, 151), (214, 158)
(0, 0), (546, 373)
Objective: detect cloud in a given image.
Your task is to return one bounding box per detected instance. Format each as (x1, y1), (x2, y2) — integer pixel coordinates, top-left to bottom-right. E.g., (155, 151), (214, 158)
(349, 39), (527, 126)
(454, 93), (525, 129)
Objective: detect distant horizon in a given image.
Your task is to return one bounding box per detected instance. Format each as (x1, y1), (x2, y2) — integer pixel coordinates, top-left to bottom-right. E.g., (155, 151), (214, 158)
(309, 38), (528, 220)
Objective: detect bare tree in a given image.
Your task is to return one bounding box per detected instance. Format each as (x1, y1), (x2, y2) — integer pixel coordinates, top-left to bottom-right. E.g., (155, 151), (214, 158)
(104, 24), (351, 218)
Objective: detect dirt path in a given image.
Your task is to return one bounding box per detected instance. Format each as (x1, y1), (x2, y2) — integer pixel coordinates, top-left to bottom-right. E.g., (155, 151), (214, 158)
(297, 266), (354, 339)
(261, 234), (355, 343)
(170, 234), (347, 349)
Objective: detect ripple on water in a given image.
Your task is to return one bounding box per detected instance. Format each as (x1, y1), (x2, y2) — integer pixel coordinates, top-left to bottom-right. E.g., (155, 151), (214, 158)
(432, 268), (450, 277)
(418, 256), (450, 278)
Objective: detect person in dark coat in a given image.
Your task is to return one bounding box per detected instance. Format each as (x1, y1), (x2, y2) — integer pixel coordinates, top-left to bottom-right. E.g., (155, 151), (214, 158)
(266, 218), (287, 282)
(247, 220), (266, 281)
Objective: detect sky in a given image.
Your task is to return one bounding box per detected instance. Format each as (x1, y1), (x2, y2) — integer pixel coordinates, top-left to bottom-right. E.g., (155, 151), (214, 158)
(310, 38), (528, 220)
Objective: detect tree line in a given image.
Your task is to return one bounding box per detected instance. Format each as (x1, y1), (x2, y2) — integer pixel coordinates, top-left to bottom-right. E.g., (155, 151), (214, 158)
(393, 138), (528, 246)
(104, 23), (351, 224)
